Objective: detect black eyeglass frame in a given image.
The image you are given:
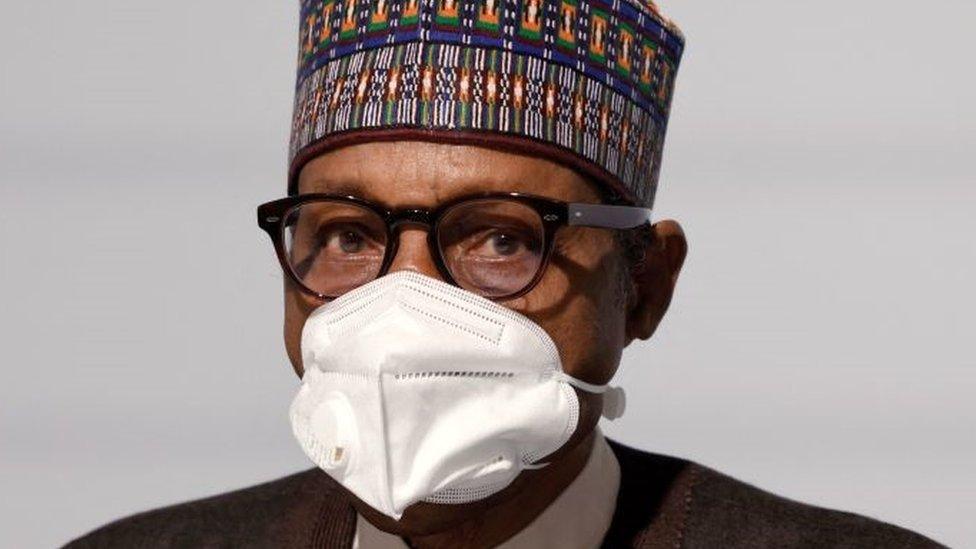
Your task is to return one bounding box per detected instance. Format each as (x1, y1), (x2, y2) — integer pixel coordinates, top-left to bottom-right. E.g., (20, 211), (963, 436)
(257, 191), (652, 301)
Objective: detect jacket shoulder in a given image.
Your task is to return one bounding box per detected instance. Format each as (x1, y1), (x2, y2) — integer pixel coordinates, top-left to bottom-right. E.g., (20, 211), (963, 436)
(683, 464), (945, 548)
(62, 469), (352, 549)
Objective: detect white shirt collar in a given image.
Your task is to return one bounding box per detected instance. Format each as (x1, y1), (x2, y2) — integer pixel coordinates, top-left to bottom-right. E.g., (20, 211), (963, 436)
(352, 428), (621, 548)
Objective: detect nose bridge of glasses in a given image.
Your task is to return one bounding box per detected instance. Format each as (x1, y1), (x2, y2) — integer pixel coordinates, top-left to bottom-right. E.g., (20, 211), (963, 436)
(389, 208), (435, 232)
(384, 211), (446, 281)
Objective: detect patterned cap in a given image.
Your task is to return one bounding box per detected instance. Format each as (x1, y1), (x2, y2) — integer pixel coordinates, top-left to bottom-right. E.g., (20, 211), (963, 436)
(289, 0), (683, 207)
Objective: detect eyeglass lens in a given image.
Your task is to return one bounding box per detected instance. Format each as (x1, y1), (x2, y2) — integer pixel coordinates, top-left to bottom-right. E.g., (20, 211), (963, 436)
(285, 201), (389, 297)
(283, 199), (546, 299)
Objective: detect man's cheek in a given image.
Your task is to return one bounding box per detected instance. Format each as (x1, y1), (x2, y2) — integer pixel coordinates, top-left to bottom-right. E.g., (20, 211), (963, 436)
(284, 289), (318, 377)
(546, 307), (603, 378)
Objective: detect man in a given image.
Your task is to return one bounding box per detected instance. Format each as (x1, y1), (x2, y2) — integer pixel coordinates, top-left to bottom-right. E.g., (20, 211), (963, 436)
(66, 0), (944, 547)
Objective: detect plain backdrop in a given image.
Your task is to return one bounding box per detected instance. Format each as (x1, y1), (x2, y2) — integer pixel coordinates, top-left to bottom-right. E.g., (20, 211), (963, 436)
(2, 1), (974, 547)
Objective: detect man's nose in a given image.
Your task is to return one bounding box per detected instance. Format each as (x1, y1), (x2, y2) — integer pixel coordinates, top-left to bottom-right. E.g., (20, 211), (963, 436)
(386, 226), (444, 280)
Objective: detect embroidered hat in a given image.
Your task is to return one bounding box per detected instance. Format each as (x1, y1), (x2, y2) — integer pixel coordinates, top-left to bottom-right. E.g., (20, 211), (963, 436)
(289, 0), (683, 207)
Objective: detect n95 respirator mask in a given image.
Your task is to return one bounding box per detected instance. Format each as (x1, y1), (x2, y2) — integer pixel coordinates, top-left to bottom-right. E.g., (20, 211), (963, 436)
(289, 270), (625, 520)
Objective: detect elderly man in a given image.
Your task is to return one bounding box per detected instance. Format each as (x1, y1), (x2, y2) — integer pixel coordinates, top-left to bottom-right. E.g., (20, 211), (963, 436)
(67, 0), (943, 547)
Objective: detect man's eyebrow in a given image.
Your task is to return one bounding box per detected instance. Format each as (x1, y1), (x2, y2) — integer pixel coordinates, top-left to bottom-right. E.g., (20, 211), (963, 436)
(302, 179), (382, 202)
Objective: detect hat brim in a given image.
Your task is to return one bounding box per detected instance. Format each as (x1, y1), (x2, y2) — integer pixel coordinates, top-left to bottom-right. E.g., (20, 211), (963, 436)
(288, 126), (640, 206)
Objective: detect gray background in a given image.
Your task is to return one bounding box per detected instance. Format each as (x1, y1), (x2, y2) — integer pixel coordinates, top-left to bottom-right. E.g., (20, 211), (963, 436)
(2, 0), (974, 547)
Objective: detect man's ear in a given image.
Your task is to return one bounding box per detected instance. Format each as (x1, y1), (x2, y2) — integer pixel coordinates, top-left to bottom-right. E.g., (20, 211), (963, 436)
(625, 219), (687, 342)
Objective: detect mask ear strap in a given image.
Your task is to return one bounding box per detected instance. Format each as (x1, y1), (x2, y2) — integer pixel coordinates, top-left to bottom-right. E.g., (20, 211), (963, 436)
(552, 371), (608, 393)
(551, 372), (627, 421)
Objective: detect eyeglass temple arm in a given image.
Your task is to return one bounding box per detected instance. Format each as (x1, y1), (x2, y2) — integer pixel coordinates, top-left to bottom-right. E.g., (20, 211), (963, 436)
(567, 203), (652, 229)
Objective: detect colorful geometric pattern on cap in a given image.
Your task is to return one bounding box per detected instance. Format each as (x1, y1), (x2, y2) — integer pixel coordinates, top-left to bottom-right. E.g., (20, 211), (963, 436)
(289, 0), (683, 207)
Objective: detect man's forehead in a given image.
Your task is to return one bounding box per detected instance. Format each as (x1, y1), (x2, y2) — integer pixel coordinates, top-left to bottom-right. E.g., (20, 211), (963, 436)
(296, 141), (601, 207)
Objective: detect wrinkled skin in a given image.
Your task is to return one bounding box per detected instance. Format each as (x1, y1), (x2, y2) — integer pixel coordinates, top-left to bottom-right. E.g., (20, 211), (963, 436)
(284, 141), (687, 548)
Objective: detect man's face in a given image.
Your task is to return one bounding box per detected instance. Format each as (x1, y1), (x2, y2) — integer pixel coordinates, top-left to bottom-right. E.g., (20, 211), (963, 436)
(283, 140), (685, 534)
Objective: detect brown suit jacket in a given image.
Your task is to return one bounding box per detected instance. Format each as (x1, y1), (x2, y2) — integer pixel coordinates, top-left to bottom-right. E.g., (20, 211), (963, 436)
(64, 440), (945, 548)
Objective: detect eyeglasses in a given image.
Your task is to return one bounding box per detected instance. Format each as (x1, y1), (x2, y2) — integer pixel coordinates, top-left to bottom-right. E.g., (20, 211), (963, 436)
(257, 192), (651, 301)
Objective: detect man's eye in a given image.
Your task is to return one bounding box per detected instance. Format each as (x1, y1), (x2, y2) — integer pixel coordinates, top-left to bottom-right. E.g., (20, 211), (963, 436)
(467, 230), (539, 259)
(488, 233), (522, 256)
(331, 230), (365, 253)
(319, 224), (378, 255)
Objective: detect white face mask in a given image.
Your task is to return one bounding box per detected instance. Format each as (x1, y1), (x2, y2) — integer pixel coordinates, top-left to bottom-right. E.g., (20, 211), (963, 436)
(289, 271), (625, 520)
